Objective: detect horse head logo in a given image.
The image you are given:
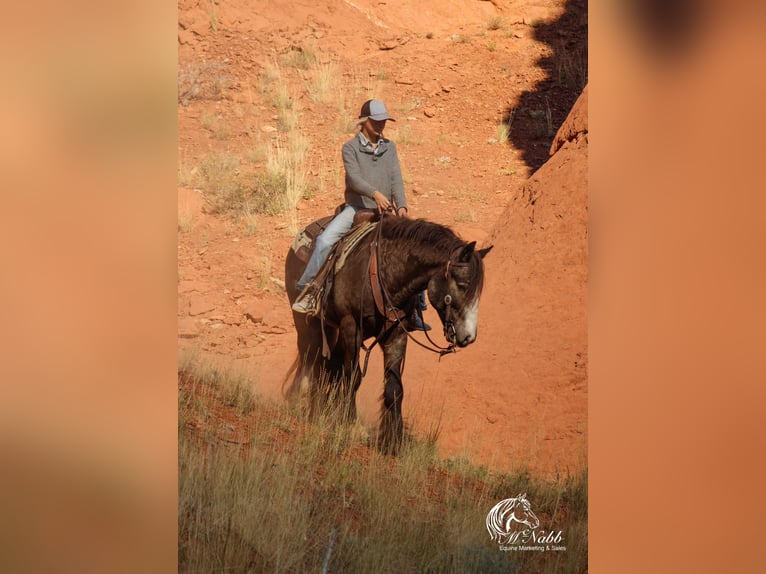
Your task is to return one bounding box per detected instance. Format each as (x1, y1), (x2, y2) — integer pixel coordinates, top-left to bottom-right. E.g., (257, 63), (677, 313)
(486, 493), (540, 544)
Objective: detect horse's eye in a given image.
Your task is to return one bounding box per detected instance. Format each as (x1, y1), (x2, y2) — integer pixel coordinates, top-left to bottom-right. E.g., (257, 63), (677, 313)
(456, 282), (469, 290)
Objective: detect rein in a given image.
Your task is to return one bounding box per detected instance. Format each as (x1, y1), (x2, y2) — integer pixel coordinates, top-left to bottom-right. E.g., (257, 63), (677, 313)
(364, 216), (458, 366)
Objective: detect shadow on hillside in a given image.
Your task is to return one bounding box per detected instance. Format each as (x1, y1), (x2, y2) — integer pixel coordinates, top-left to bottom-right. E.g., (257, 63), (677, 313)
(505, 0), (587, 172)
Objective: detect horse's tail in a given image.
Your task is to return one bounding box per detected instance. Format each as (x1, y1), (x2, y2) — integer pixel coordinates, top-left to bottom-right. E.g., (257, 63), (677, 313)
(281, 354), (302, 399)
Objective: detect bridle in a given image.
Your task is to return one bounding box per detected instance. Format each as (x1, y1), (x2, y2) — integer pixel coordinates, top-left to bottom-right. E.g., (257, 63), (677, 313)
(366, 217), (470, 359)
(439, 256), (470, 347)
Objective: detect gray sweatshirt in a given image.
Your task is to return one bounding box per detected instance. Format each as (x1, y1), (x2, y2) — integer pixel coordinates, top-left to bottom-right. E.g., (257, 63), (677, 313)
(342, 133), (407, 211)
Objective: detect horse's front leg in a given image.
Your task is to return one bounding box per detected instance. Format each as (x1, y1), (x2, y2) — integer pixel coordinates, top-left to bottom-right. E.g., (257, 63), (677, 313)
(378, 329), (407, 454)
(337, 315), (362, 422)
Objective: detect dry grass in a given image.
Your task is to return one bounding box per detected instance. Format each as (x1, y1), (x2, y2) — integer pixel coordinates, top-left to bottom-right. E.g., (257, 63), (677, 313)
(496, 121), (510, 143)
(198, 151), (290, 218)
(272, 82), (292, 114)
(191, 57), (311, 222)
(455, 208), (478, 223)
(201, 110), (233, 140)
(178, 191), (199, 233)
(249, 246), (274, 290)
(556, 44), (587, 92)
(257, 61), (281, 95)
(545, 98), (554, 137)
(208, 1), (218, 33)
(527, 100), (556, 139)
(392, 124), (419, 146)
(306, 60), (339, 104)
(399, 98), (422, 117)
(267, 79), (303, 133)
(281, 45), (319, 70)
(351, 67), (384, 103)
(312, 149), (343, 195)
(266, 132), (309, 230)
(177, 154), (198, 188)
(239, 208), (259, 237)
(178, 357), (588, 574)
(178, 216), (195, 234)
(486, 16), (505, 31)
(178, 61), (231, 105)
(198, 151), (242, 207)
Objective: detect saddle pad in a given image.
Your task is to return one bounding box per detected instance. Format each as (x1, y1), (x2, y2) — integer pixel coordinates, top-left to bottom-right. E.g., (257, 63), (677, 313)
(334, 221), (377, 272)
(291, 215), (378, 269)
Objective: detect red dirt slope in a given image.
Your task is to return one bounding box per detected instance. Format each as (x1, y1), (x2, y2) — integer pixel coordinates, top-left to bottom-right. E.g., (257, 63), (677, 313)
(177, 0), (588, 477)
(370, 87), (588, 475)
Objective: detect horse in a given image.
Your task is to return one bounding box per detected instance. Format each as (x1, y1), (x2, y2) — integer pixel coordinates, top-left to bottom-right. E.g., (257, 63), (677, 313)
(486, 494), (540, 543)
(284, 214), (492, 453)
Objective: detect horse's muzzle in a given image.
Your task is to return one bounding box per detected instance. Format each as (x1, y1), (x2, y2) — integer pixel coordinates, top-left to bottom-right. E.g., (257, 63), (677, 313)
(456, 333), (475, 347)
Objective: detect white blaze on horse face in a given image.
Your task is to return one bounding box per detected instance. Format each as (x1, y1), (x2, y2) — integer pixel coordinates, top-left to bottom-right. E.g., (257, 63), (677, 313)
(456, 295), (480, 345)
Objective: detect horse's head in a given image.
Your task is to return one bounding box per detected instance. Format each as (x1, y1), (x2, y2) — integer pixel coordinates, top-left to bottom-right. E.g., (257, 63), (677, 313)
(428, 241), (492, 347)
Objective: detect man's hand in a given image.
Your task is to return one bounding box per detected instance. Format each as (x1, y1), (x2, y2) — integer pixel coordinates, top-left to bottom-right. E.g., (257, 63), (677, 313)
(371, 191), (391, 213)
(396, 207), (409, 218)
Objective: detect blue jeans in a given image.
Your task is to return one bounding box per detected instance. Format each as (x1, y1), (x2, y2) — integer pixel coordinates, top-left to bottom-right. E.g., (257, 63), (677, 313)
(296, 205), (359, 290)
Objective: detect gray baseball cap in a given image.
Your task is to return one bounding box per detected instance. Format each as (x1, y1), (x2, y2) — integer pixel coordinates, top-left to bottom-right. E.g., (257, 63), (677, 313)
(358, 99), (396, 122)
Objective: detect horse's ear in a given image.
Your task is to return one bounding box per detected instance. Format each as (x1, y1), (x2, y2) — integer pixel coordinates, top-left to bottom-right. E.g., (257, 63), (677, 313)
(478, 245), (493, 259)
(458, 241), (476, 263)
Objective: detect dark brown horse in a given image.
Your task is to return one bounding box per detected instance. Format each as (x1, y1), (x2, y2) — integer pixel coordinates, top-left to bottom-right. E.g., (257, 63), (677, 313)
(284, 215), (491, 452)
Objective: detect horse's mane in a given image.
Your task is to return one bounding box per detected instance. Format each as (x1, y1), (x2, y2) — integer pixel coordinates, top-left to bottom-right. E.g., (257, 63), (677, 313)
(378, 217), (463, 253)
(377, 217), (485, 299)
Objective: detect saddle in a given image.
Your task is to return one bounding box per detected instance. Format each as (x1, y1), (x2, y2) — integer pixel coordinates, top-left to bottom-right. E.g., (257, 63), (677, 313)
(349, 207), (380, 226)
(291, 204), (380, 265)
(291, 206), (382, 358)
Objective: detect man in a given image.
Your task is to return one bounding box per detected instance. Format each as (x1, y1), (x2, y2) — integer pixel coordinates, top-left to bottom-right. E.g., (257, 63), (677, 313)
(291, 98), (430, 331)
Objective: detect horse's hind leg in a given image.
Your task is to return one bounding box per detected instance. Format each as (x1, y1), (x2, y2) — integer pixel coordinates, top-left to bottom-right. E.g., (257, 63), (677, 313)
(338, 316), (362, 422)
(308, 362), (329, 419)
(378, 331), (407, 454)
(296, 326), (331, 420)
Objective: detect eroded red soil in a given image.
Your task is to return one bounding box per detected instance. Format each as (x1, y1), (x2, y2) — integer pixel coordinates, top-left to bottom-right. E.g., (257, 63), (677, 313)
(178, 0), (587, 476)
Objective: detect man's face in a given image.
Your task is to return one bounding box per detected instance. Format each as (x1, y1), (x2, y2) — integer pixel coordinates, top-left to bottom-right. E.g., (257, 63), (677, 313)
(363, 118), (387, 141)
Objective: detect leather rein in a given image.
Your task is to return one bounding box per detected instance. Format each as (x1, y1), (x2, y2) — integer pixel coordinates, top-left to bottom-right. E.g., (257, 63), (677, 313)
(367, 216), (459, 358)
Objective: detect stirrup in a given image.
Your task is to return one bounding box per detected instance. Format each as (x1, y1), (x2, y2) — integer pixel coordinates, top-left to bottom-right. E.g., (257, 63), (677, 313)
(291, 284), (319, 315)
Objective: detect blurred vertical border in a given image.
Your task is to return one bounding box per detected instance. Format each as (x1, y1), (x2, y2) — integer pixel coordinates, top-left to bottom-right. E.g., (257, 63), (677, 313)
(591, 0), (765, 572)
(0, 1), (177, 572)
